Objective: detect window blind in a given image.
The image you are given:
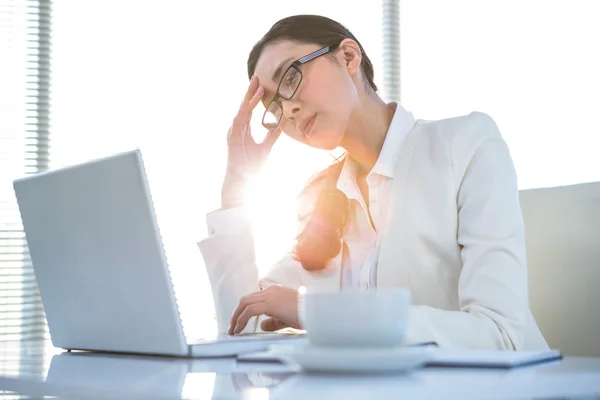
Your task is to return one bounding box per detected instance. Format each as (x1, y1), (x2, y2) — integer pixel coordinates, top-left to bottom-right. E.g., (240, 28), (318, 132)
(382, 0), (401, 102)
(0, 0), (51, 341)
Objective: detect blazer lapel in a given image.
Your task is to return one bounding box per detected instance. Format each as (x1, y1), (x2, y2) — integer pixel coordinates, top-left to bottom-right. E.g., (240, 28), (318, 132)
(376, 124), (421, 288)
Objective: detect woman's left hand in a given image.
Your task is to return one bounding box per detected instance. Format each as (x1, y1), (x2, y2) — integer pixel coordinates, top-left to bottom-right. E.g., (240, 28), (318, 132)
(229, 286), (301, 335)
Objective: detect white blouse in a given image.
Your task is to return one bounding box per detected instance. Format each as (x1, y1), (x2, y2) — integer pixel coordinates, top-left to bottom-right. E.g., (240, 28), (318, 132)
(198, 109), (550, 350)
(335, 103), (416, 290)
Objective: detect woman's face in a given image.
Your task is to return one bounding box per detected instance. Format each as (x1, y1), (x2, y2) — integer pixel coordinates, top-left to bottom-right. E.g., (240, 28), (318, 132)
(253, 39), (362, 150)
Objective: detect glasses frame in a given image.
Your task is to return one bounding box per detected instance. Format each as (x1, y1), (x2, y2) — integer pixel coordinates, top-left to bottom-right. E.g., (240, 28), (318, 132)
(262, 43), (341, 132)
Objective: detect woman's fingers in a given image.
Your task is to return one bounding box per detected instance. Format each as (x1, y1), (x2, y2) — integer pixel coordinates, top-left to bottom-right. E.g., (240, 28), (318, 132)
(229, 287), (298, 334)
(241, 75), (259, 106)
(240, 85), (265, 145)
(233, 302), (269, 334)
(247, 85), (265, 112)
(229, 292), (262, 335)
(234, 76), (262, 126)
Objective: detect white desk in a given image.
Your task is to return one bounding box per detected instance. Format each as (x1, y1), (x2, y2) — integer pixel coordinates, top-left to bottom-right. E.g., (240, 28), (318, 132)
(1, 341), (599, 399)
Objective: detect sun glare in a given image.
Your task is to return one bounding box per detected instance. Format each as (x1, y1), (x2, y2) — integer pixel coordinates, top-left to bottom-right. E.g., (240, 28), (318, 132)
(242, 113), (337, 275)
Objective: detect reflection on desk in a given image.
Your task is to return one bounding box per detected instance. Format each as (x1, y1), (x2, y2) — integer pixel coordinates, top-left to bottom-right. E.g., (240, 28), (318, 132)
(45, 351), (295, 399)
(1, 341), (600, 400)
(269, 357), (600, 400)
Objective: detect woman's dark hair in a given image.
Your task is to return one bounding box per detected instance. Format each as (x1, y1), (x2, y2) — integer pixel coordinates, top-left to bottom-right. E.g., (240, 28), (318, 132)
(247, 15), (378, 271)
(248, 15), (377, 93)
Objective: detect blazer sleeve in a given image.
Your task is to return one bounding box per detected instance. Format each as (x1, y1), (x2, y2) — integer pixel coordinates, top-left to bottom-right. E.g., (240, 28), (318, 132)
(197, 207), (302, 334)
(405, 113), (529, 350)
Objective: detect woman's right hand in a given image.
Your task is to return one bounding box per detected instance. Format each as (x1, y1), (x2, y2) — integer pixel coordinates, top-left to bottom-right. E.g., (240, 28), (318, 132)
(221, 75), (281, 209)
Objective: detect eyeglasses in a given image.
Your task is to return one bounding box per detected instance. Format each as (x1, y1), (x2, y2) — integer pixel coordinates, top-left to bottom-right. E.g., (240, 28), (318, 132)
(262, 43), (341, 132)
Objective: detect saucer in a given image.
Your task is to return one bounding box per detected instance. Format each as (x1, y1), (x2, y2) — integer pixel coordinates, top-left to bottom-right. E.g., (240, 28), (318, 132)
(268, 342), (434, 373)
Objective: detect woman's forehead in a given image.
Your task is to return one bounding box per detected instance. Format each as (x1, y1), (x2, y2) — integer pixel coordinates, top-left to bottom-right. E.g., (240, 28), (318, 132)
(254, 41), (321, 85)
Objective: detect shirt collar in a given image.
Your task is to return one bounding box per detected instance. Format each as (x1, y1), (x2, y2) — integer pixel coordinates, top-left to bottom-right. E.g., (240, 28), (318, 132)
(336, 103), (416, 194)
(370, 102), (416, 178)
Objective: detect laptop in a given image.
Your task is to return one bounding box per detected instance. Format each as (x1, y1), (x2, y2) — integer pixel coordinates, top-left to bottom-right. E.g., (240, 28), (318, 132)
(13, 149), (305, 357)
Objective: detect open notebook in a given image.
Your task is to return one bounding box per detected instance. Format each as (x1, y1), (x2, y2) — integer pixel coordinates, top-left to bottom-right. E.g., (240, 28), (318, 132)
(426, 348), (562, 369)
(238, 344), (562, 369)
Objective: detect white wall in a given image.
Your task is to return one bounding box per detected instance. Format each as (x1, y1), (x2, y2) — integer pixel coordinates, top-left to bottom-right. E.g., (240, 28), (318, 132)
(400, 0), (600, 189)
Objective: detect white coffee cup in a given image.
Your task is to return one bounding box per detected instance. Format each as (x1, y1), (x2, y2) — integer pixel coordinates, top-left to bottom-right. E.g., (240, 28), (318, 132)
(298, 287), (411, 348)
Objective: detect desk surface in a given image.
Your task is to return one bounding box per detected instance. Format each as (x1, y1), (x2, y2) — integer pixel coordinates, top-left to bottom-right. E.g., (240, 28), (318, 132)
(0, 341), (599, 399)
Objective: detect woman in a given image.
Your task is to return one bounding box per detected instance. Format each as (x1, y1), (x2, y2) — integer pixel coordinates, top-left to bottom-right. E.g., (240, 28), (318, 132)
(198, 15), (549, 350)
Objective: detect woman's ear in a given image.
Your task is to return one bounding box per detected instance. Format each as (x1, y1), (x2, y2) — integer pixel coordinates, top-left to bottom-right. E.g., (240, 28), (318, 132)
(336, 38), (362, 77)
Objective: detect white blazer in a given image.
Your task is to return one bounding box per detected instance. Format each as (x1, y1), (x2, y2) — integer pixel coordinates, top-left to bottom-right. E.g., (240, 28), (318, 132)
(198, 111), (549, 351)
